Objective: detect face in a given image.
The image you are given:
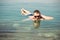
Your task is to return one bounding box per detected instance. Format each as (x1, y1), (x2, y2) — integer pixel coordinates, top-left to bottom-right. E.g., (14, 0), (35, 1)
(33, 12), (40, 19)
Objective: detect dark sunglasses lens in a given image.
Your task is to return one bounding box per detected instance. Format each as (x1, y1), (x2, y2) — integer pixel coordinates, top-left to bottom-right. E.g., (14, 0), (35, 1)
(34, 16), (39, 17)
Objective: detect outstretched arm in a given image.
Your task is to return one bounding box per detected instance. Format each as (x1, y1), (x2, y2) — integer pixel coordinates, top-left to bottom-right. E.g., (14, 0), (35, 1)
(41, 14), (54, 20)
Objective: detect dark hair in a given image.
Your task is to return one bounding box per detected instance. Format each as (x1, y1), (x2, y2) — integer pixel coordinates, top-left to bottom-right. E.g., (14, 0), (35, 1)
(34, 10), (41, 14)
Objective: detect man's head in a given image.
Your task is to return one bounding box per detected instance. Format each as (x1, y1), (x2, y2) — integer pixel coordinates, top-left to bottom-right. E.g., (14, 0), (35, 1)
(33, 10), (41, 16)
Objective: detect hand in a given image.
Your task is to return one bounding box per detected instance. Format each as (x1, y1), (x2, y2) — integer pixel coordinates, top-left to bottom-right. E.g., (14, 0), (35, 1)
(21, 8), (30, 15)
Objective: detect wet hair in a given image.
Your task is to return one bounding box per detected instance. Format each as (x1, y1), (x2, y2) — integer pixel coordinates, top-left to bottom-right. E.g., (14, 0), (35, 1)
(34, 10), (41, 14)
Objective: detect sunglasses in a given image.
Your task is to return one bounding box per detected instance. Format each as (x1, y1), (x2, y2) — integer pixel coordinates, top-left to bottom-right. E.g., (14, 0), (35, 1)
(34, 16), (40, 18)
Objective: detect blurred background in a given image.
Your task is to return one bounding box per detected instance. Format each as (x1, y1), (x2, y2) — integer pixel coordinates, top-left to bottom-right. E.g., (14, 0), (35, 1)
(0, 0), (60, 40)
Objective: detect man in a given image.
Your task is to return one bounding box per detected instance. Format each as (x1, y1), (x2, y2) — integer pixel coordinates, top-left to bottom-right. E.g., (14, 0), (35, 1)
(21, 8), (53, 20)
(21, 8), (54, 28)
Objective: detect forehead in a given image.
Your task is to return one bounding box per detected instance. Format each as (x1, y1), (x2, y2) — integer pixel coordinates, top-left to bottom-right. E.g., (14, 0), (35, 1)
(34, 13), (40, 15)
(34, 12), (39, 14)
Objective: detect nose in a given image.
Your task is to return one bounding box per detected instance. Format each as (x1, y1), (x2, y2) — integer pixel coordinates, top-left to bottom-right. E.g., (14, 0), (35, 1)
(36, 17), (39, 18)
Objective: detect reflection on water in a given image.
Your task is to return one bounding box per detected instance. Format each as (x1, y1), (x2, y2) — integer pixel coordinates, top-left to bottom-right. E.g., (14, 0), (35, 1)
(33, 20), (40, 29)
(0, 21), (60, 40)
(0, 20), (60, 40)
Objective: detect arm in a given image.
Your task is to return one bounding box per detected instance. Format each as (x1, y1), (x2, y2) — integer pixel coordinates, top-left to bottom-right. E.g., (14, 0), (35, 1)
(21, 8), (32, 16)
(41, 14), (54, 20)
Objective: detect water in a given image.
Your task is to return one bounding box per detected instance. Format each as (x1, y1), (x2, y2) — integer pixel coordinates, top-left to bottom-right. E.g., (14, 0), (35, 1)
(0, 2), (60, 40)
